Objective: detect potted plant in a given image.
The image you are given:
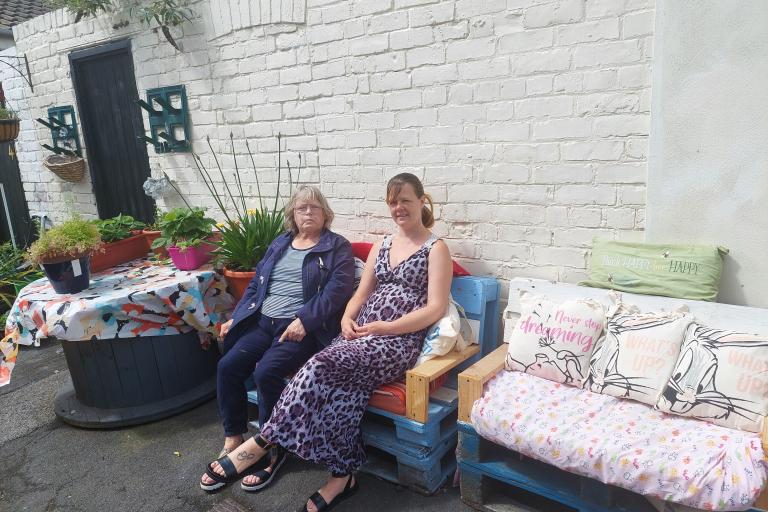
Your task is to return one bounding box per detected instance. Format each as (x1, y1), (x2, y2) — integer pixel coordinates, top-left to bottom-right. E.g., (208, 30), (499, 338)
(216, 209), (284, 299)
(0, 106), (20, 143)
(151, 207), (216, 270)
(193, 134), (288, 299)
(90, 214), (148, 272)
(26, 217), (102, 294)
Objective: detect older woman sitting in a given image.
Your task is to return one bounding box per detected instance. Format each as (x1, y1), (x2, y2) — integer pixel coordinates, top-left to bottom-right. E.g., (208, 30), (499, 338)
(208, 185), (354, 491)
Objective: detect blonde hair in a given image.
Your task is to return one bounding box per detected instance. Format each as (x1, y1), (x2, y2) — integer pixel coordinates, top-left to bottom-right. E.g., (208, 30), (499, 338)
(386, 173), (435, 228)
(284, 185), (334, 234)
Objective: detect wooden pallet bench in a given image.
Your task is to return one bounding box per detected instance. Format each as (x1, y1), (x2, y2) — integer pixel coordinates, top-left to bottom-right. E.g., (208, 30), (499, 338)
(457, 278), (768, 512)
(247, 275), (499, 494)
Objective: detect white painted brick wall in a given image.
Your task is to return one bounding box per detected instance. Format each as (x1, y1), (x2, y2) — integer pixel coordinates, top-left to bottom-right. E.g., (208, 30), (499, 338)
(5, 0), (654, 297)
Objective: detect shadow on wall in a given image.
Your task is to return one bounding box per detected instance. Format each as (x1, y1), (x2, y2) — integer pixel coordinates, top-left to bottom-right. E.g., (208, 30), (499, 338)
(719, 255), (746, 306)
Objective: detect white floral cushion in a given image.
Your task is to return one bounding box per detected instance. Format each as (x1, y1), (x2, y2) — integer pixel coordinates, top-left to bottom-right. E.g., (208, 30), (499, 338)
(586, 304), (693, 406)
(505, 292), (605, 388)
(656, 324), (768, 433)
(471, 370), (767, 511)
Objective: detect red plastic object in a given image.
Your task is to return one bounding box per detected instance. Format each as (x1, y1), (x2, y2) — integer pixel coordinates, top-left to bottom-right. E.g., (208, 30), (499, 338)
(168, 243), (215, 271)
(369, 381), (407, 415)
(351, 241), (470, 276)
(90, 234), (150, 273)
(369, 374), (449, 416)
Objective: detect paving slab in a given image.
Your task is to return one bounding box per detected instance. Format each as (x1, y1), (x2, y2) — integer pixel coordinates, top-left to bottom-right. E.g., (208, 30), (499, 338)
(0, 340), (473, 512)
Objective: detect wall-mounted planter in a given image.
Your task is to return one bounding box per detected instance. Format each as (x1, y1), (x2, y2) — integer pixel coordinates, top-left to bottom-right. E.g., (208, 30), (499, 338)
(0, 119), (20, 142)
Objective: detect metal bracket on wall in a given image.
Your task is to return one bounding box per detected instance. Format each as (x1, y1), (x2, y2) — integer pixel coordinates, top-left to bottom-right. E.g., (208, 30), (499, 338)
(137, 85), (191, 153)
(0, 54), (33, 92)
(35, 106), (82, 157)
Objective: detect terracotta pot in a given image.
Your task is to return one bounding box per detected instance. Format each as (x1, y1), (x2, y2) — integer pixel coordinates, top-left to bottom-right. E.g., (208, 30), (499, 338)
(142, 230), (167, 258)
(167, 243), (216, 271)
(0, 119), (19, 142)
(91, 234), (151, 273)
(223, 268), (256, 300)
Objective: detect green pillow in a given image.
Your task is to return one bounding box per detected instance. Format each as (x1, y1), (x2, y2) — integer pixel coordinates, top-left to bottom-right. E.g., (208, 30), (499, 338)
(579, 239), (728, 301)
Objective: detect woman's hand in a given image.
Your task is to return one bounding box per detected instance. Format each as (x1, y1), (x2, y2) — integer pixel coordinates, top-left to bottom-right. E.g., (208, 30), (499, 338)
(219, 319), (234, 338)
(279, 318), (307, 342)
(341, 316), (361, 340)
(356, 320), (394, 337)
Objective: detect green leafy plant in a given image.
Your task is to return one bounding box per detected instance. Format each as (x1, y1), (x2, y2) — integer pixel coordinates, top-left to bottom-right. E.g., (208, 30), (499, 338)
(133, 0), (194, 51)
(26, 217), (102, 265)
(215, 209), (284, 271)
(193, 134), (294, 272)
(93, 214), (146, 243)
(151, 207), (216, 250)
(46, 0), (194, 50)
(46, 0), (114, 22)
(0, 243), (43, 315)
(0, 107), (18, 121)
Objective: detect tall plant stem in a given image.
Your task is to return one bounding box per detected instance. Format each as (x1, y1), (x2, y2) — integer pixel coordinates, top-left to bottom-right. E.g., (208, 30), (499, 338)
(230, 132), (247, 214)
(296, 153), (302, 187)
(244, 139), (264, 211)
(192, 153), (232, 224)
(287, 160), (293, 197)
(162, 171), (193, 210)
(207, 136), (242, 218)
(274, 133), (282, 213)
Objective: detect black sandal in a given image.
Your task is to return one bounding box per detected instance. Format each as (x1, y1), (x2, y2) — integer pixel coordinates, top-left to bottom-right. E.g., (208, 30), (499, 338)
(200, 435), (271, 492)
(241, 446), (287, 492)
(297, 473), (359, 512)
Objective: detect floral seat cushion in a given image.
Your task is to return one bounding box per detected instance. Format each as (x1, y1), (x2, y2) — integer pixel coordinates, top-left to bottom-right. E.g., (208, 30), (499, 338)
(471, 370), (767, 511)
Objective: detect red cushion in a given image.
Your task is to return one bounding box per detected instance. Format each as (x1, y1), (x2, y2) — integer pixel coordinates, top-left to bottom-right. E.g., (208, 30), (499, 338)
(350, 241), (470, 277)
(351, 242), (373, 261)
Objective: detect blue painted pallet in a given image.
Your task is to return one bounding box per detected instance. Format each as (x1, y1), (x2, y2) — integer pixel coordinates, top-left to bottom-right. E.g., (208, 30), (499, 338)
(365, 395), (457, 449)
(451, 276), (500, 359)
(361, 419), (457, 495)
(458, 422), (767, 512)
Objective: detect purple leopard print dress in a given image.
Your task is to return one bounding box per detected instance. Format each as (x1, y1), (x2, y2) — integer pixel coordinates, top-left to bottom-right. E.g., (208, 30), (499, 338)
(260, 234), (438, 474)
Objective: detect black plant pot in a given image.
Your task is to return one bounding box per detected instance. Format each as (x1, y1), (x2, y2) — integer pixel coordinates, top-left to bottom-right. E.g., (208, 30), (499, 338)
(42, 256), (91, 294)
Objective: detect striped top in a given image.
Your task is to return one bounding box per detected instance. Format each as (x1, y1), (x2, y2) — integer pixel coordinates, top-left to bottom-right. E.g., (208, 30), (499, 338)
(260, 245), (308, 319)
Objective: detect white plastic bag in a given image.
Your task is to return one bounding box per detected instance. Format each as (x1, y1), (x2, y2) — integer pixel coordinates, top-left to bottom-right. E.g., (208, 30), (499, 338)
(417, 302), (460, 365)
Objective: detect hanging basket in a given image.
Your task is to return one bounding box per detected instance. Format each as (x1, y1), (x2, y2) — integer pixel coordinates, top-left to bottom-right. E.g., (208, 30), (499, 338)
(0, 119), (20, 142)
(44, 154), (86, 182)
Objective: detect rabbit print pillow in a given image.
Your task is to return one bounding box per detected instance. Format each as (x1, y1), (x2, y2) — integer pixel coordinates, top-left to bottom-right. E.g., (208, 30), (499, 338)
(656, 323), (768, 433)
(505, 292), (605, 388)
(585, 303), (692, 406)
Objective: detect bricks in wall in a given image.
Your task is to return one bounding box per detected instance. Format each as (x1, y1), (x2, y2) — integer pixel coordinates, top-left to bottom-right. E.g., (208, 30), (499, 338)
(5, 0), (654, 294)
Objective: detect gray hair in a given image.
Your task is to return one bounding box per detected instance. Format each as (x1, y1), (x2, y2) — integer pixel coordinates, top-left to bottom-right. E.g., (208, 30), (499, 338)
(284, 185), (334, 234)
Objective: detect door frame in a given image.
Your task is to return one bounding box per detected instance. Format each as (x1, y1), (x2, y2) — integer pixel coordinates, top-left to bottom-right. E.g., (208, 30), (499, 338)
(68, 38), (153, 220)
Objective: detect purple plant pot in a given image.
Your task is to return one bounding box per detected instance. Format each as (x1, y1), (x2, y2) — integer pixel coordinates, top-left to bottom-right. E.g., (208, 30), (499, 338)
(167, 244), (214, 271)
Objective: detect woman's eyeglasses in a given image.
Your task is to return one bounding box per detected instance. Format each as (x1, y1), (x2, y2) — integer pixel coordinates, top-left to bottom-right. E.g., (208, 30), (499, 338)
(295, 204), (323, 214)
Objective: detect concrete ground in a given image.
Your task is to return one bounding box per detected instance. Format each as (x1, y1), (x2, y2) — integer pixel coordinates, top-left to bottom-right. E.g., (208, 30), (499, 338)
(0, 340), (474, 512)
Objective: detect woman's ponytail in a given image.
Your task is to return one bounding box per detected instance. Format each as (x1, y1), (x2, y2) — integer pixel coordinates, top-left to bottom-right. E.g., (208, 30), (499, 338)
(421, 192), (435, 228)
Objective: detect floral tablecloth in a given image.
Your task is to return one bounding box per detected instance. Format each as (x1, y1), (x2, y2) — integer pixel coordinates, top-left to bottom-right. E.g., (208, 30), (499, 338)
(1, 259), (234, 387)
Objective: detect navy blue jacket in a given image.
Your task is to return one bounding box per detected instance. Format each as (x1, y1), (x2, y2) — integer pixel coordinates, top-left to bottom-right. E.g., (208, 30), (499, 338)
(224, 230), (354, 351)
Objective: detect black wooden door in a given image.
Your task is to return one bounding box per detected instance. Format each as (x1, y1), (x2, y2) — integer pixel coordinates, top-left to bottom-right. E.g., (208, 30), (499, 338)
(0, 141), (34, 248)
(70, 40), (154, 223)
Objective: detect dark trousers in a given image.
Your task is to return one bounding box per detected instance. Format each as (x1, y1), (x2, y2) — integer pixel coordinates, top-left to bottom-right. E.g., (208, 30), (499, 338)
(217, 313), (319, 437)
